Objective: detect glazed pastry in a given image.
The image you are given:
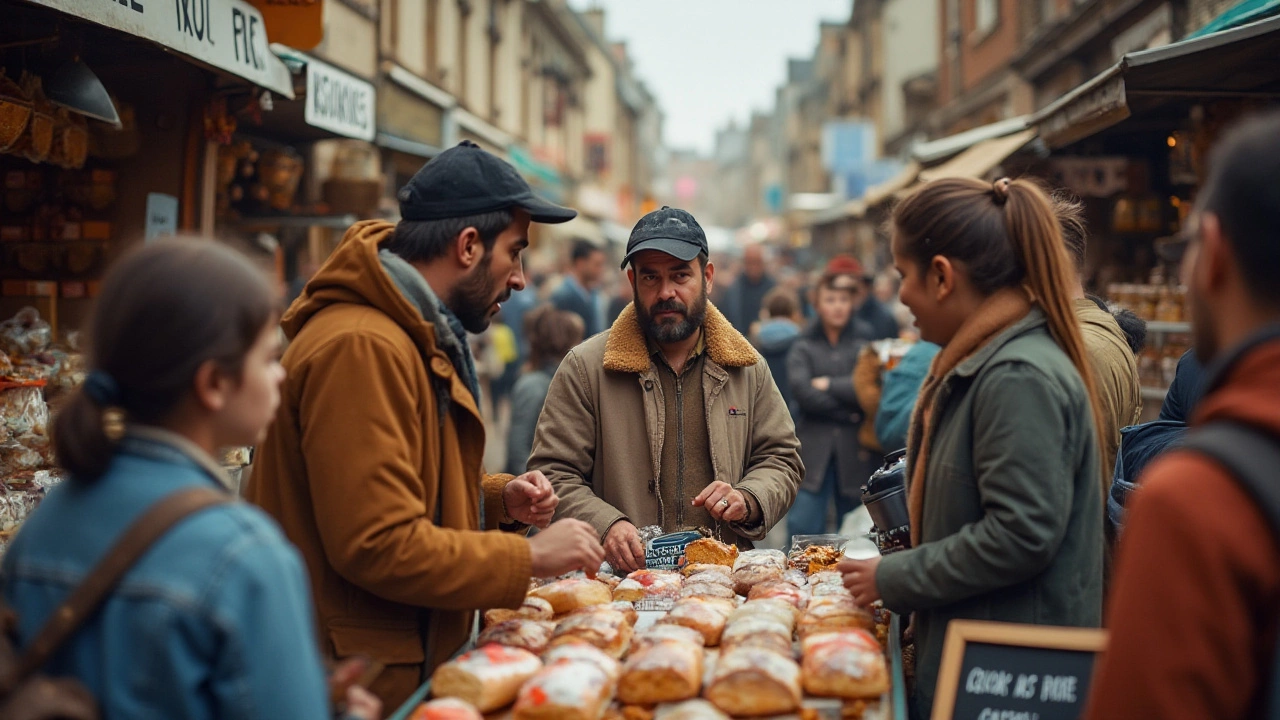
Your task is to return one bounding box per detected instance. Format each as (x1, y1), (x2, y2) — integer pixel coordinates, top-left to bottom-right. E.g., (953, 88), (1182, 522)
(630, 624), (707, 654)
(728, 599), (799, 630)
(683, 538), (739, 567)
(731, 549), (787, 571)
(541, 642), (622, 683)
(682, 571), (735, 590)
(476, 619), (556, 655)
(705, 646), (802, 716)
(730, 565), (785, 596)
(719, 615), (793, 654)
(530, 578), (613, 615)
(653, 699), (731, 720)
(801, 630), (889, 699)
(680, 563), (732, 578)
(617, 636), (704, 704)
(747, 580), (811, 610)
(512, 657), (616, 720)
(548, 607), (634, 658)
(484, 596), (553, 629)
(659, 599), (732, 646)
(677, 582), (736, 601)
(613, 569), (683, 602)
(430, 645), (542, 713)
(797, 599), (876, 639)
(408, 698), (483, 720)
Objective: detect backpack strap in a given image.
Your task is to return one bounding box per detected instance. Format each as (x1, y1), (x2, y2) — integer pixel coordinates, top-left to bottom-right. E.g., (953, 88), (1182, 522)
(1180, 420), (1280, 720)
(3, 487), (229, 689)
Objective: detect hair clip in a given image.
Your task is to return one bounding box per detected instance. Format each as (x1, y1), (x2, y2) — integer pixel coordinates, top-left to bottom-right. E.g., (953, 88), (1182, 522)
(992, 178), (1012, 204)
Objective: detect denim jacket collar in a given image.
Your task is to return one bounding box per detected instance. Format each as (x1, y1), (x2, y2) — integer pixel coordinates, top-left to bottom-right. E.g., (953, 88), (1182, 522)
(121, 426), (234, 492)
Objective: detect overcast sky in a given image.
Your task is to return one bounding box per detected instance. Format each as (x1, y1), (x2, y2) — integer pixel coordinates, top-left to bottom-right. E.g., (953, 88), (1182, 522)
(566, 0), (853, 154)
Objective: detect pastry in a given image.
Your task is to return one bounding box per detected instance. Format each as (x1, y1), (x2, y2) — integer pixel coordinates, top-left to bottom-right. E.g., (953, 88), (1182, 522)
(677, 582), (736, 601)
(811, 581), (853, 598)
(512, 657), (616, 720)
(631, 624), (706, 653)
(748, 580), (811, 610)
(801, 630), (889, 699)
(617, 635), (704, 704)
(705, 647), (802, 716)
(484, 596), (555, 627)
(682, 571), (735, 589)
(730, 565), (784, 596)
(597, 573), (624, 590)
(790, 545), (844, 575)
(797, 600), (876, 639)
(542, 642), (622, 683)
(430, 645), (542, 713)
(808, 570), (843, 586)
(549, 608), (634, 658)
(781, 568), (811, 588)
(681, 563), (731, 578)
(719, 615), (793, 652)
(659, 599), (732, 646)
(409, 698), (484, 720)
(476, 619), (557, 655)
(683, 537), (739, 567)
(654, 699), (731, 720)
(530, 578), (613, 615)
(610, 600), (639, 626)
(731, 549), (787, 571)
(613, 569), (683, 602)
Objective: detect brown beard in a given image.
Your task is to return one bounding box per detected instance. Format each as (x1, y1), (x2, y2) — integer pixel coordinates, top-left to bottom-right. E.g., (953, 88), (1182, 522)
(634, 278), (708, 344)
(448, 253), (507, 334)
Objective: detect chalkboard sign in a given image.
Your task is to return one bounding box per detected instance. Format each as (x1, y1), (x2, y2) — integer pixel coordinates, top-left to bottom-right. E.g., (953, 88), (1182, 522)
(931, 620), (1108, 720)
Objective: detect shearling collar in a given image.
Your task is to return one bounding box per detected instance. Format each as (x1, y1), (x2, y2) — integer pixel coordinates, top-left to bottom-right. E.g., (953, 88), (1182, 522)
(604, 301), (759, 373)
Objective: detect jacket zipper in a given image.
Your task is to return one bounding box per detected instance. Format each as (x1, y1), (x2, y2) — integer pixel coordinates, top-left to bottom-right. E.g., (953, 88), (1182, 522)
(676, 373), (685, 528)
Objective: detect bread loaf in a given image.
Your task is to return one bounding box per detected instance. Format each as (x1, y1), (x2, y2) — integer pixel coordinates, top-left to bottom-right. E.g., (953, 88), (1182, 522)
(682, 571), (735, 590)
(542, 642), (622, 683)
(747, 580), (811, 610)
(719, 615), (793, 655)
(617, 637), (704, 704)
(484, 596), (555, 627)
(529, 578), (613, 615)
(705, 647), (802, 716)
(512, 657), (616, 720)
(408, 698), (484, 720)
(476, 619), (557, 655)
(680, 563), (732, 578)
(549, 607), (634, 658)
(631, 624), (706, 654)
(430, 645), (542, 713)
(677, 582), (736, 601)
(683, 538), (738, 567)
(653, 699), (731, 720)
(797, 599), (875, 639)
(801, 630), (889, 699)
(659, 599), (732, 646)
(612, 570), (683, 602)
(728, 598), (800, 630)
(731, 549), (787, 571)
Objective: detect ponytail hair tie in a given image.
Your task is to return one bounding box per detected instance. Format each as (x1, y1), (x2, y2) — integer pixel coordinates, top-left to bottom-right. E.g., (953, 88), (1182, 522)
(83, 370), (123, 407)
(992, 177), (1012, 205)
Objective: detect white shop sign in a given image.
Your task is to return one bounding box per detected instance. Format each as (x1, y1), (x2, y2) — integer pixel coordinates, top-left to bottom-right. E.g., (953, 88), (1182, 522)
(305, 57), (376, 141)
(27, 0), (294, 99)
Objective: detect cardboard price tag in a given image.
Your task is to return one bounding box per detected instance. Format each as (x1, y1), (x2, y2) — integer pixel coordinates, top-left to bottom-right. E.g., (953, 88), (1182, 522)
(644, 530), (702, 570)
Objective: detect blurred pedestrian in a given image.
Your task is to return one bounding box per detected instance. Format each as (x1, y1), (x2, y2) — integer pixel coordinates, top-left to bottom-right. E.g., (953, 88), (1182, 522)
(872, 339), (940, 452)
(839, 177), (1105, 719)
(826, 255), (900, 341)
(245, 141), (604, 709)
(753, 287), (805, 416)
(786, 272), (876, 536)
(1087, 111), (1280, 720)
(1, 241), (378, 720)
(551, 239), (607, 337)
(505, 306), (584, 475)
(721, 243), (777, 336)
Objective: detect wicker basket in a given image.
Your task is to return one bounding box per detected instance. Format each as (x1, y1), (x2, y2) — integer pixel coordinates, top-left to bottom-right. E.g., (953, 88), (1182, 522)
(50, 111), (88, 169)
(0, 96), (31, 153)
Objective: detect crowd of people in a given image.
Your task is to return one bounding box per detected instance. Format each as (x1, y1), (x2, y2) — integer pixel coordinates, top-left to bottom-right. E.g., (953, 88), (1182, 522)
(1, 110), (1278, 720)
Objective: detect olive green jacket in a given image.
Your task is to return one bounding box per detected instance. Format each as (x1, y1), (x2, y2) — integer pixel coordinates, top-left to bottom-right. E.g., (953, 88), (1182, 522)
(876, 309), (1104, 717)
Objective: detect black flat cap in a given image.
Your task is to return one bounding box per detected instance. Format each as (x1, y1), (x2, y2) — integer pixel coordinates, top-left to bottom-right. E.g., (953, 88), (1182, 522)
(621, 206), (709, 269)
(397, 140), (577, 223)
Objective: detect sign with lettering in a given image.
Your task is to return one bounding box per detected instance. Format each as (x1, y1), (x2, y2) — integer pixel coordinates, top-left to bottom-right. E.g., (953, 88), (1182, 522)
(644, 530), (702, 571)
(932, 621), (1108, 720)
(28, 0), (293, 99)
(144, 192), (179, 243)
(304, 57), (375, 141)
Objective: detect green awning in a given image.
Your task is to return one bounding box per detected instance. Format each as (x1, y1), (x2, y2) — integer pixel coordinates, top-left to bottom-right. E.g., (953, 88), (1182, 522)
(1188, 0), (1280, 39)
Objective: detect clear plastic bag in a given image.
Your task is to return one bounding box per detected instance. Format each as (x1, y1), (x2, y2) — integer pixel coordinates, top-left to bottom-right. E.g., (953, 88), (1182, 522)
(0, 386), (48, 440)
(0, 307), (51, 356)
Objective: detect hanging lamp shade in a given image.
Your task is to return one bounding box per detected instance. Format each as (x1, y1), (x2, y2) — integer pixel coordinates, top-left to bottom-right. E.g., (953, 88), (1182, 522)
(45, 58), (120, 128)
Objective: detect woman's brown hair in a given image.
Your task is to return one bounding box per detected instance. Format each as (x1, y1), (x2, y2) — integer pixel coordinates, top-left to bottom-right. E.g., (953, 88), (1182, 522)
(525, 305), (584, 370)
(54, 240), (278, 480)
(893, 176), (1105, 480)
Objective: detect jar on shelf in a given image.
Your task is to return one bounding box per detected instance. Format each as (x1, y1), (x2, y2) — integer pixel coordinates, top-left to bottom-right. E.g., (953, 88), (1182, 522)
(1156, 287), (1182, 322)
(1138, 285), (1159, 321)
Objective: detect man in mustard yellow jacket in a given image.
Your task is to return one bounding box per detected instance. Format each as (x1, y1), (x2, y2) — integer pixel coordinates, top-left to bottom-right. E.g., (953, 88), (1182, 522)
(247, 142), (604, 709)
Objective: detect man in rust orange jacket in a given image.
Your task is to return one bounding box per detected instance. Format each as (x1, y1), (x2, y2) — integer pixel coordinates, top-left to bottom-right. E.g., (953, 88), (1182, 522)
(1085, 111), (1280, 719)
(247, 142), (604, 709)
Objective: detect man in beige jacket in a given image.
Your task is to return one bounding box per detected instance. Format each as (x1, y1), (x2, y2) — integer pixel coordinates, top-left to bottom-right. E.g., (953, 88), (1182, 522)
(528, 207), (803, 572)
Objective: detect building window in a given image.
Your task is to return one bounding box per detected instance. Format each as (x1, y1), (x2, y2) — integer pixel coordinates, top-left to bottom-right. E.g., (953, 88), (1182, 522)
(976, 0), (999, 36)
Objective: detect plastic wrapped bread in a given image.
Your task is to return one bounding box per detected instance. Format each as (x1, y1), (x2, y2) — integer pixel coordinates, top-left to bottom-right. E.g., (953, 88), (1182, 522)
(728, 599), (800, 630)
(630, 624), (706, 654)
(732, 549), (787, 571)
(542, 643), (622, 683)
(653, 699), (731, 720)
(811, 580), (853, 598)
(680, 563), (731, 578)
(747, 580), (810, 610)
(729, 551), (787, 596)
(797, 597), (876, 639)
(612, 570), (683, 602)
(677, 582), (736, 601)
(430, 645), (543, 713)
(617, 635), (704, 704)
(408, 698), (484, 720)
(549, 608), (634, 658)
(682, 571), (735, 590)
(683, 537), (739, 567)
(476, 619), (557, 655)
(801, 630), (889, 699)
(485, 596), (555, 627)
(659, 599), (733, 646)
(530, 578), (613, 615)
(705, 646), (802, 716)
(512, 657), (616, 720)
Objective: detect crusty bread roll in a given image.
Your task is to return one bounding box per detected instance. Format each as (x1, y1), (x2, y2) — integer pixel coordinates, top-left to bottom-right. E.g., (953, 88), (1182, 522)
(683, 538), (739, 567)
(597, 573), (623, 590)
(542, 642), (622, 683)
(681, 563), (732, 578)
(719, 615), (793, 652)
(631, 624), (706, 653)
(613, 570), (683, 602)
(512, 658), (616, 720)
(811, 581), (853, 597)
(430, 645), (542, 713)
(747, 580), (811, 610)
(729, 598), (800, 630)
(659, 599), (731, 646)
(610, 600), (639, 626)
(549, 608), (634, 658)
(408, 698), (484, 720)
(529, 578), (613, 615)
(801, 630), (889, 699)
(477, 619), (557, 655)
(705, 647), (802, 716)
(617, 636), (704, 704)
(731, 549), (787, 571)
(797, 600), (876, 639)
(653, 699), (731, 720)
(682, 571), (735, 589)
(780, 568), (810, 588)
(677, 582), (736, 601)
(730, 565), (784, 596)
(484, 596), (555, 627)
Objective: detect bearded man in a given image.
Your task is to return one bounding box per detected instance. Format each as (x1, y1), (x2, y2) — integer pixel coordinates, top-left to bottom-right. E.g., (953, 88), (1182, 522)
(528, 206), (802, 572)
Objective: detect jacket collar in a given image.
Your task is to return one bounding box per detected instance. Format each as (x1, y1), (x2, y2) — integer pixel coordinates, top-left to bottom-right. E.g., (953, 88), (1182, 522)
(123, 426), (234, 491)
(603, 301), (758, 374)
(951, 308), (1047, 379)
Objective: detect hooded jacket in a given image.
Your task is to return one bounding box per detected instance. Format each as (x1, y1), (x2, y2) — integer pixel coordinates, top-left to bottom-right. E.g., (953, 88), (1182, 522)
(245, 221), (531, 710)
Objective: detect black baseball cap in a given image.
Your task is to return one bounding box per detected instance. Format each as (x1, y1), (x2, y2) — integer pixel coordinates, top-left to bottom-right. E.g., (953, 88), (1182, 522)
(397, 140), (577, 223)
(621, 206), (709, 269)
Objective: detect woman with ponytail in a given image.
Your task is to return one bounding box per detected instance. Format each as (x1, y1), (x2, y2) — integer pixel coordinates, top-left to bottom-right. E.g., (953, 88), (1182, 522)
(839, 177), (1106, 719)
(1, 241), (378, 719)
